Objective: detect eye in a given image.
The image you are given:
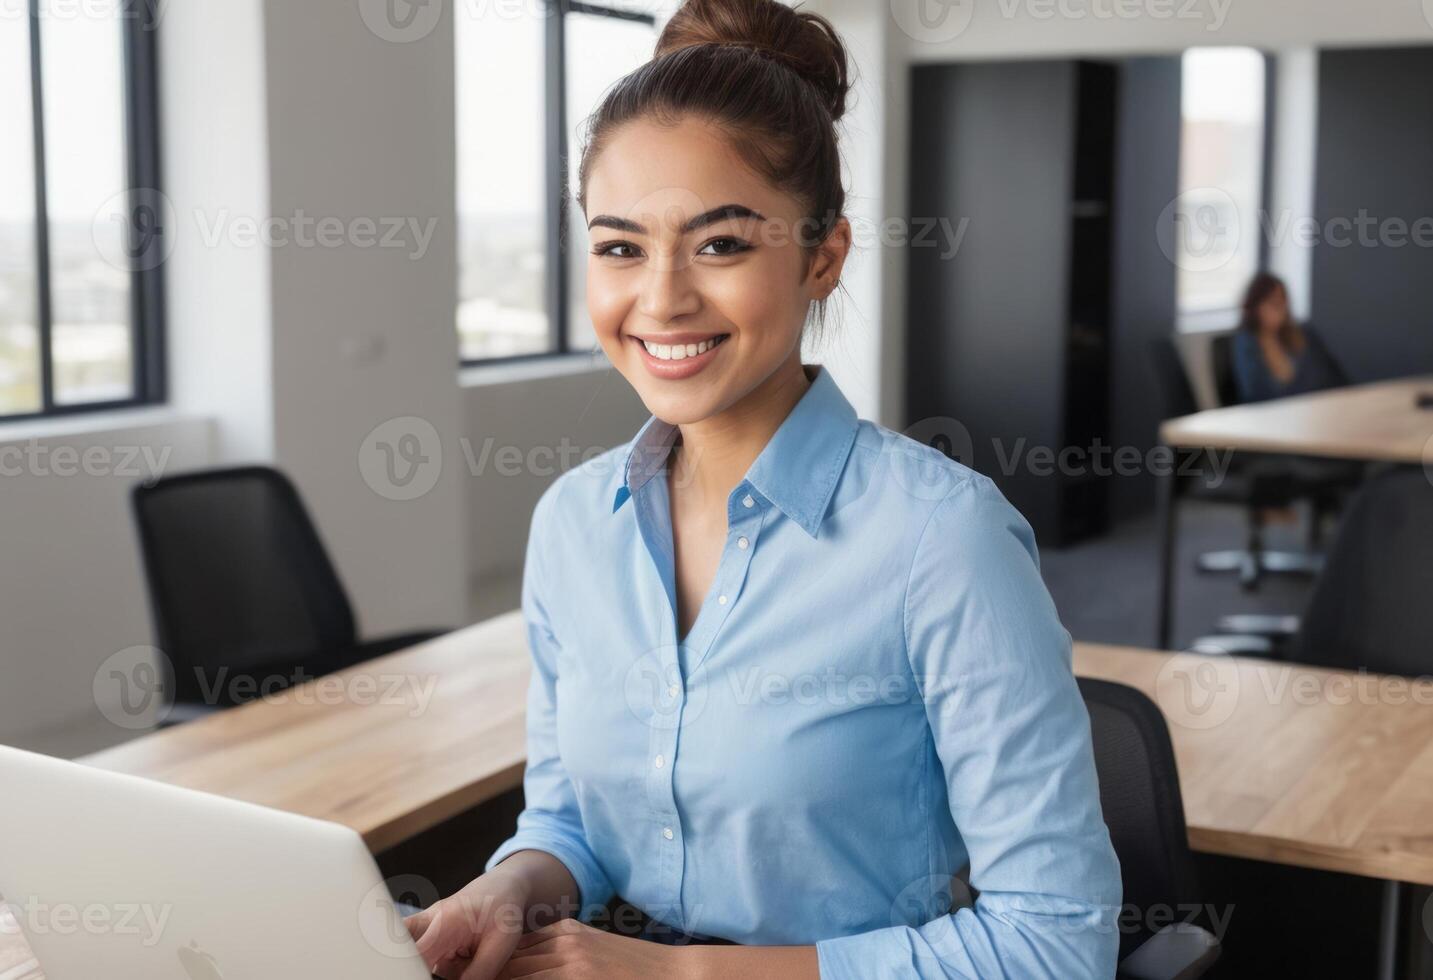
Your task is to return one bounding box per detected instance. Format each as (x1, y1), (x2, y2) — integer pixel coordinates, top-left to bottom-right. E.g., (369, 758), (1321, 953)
(698, 236), (753, 257)
(592, 241), (641, 259)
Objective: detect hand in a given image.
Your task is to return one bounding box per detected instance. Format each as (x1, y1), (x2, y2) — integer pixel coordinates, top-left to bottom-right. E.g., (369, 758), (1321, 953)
(405, 870), (530, 980)
(498, 918), (687, 979)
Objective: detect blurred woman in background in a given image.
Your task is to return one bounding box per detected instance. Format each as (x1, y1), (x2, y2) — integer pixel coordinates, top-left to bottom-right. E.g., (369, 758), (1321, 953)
(1232, 273), (1346, 404)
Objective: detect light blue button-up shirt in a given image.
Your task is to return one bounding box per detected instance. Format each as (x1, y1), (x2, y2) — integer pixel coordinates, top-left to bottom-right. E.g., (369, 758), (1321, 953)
(486, 365), (1122, 978)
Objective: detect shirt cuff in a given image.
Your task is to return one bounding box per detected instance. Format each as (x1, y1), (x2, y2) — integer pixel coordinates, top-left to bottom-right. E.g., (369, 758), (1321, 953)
(485, 830), (617, 920)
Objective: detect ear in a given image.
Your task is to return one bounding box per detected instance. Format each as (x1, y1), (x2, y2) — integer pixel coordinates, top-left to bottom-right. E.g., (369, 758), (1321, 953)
(806, 216), (853, 301)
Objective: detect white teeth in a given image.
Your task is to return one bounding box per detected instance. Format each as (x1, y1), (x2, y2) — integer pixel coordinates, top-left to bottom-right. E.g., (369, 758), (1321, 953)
(642, 336), (724, 360)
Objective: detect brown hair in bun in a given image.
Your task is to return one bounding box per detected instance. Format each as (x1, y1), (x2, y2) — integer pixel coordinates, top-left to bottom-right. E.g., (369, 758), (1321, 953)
(574, 0), (854, 331)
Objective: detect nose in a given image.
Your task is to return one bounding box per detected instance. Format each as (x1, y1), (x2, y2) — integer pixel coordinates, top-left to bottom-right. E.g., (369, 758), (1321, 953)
(635, 257), (701, 324)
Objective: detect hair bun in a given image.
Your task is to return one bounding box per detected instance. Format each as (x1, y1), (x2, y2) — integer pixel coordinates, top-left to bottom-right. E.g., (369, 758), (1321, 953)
(656, 0), (852, 120)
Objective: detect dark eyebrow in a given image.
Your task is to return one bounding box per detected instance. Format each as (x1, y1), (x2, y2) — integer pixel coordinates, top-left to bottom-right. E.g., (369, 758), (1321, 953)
(587, 203), (767, 235)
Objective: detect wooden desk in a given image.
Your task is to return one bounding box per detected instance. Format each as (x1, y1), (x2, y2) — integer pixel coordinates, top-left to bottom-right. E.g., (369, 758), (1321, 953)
(1160, 375), (1433, 464)
(6, 626), (1433, 975)
(1077, 643), (1433, 887)
(1153, 376), (1433, 648)
(82, 610), (532, 852)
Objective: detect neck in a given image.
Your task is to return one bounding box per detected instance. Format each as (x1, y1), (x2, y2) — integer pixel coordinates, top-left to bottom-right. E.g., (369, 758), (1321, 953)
(671, 355), (812, 506)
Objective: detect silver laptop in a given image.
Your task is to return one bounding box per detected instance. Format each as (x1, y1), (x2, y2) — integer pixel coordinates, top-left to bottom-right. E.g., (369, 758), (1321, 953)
(0, 744), (431, 979)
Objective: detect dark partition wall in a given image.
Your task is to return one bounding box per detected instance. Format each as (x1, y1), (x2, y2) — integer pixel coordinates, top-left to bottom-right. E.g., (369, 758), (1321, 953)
(1108, 58), (1182, 517)
(1312, 47), (1433, 382)
(907, 60), (1118, 546)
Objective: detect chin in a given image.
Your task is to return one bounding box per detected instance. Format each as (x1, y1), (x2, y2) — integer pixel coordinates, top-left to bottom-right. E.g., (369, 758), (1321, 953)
(633, 382), (730, 426)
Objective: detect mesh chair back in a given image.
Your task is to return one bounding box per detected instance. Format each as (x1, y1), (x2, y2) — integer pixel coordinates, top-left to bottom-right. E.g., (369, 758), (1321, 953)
(1148, 336), (1199, 420)
(1294, 468), (1433, 676)
(1209, 333), (1242, 407)
(1079, 677), (1198, 963)
(131, 466), (357, 703)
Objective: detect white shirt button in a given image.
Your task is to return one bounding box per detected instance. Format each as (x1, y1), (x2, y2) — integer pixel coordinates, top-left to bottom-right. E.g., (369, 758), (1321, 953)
(718, 594), (728, 605)
(737, 536), (749, 550)
(662, 826), (674, 841)
(654, 754), (665, 769)
(742, 495), (755, 509)
(667, 684), (680, 698)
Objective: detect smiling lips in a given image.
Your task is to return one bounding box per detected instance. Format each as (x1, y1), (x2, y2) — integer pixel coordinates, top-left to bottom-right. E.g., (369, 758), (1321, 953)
(631, 333), (730, 380)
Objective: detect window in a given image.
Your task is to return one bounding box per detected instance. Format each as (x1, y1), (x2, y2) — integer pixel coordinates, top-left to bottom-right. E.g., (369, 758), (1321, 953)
(1173, 47), (1266, 326)
(456, 0), (664, 364)
(0, 1), (164, 421)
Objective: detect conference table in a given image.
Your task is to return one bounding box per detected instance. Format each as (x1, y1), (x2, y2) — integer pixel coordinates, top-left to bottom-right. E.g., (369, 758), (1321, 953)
(6, 614), (1433, 978)
(1154, 375), (1433, 649)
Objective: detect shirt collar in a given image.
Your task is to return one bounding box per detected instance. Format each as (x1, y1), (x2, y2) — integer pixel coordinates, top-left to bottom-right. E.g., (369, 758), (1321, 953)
(611, 365), (860, 538)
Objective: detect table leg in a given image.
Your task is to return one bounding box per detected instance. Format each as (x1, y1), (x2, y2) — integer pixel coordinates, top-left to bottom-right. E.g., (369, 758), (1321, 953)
(1155, 450), (1180, 650)
(1378, 879), (1402, 980)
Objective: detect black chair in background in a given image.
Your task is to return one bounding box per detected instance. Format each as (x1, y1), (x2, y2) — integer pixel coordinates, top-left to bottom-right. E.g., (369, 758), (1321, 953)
(1079, 677), (1222, 979)
(132, 466), (448, 722)
(1281, 467), (1433, 977)
(1149, 337), (1307, 656)
(1290, 467), (1433, 676)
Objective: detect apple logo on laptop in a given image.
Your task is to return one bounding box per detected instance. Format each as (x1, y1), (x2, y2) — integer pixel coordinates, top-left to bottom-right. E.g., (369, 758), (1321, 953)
(178, 941), (225, 980)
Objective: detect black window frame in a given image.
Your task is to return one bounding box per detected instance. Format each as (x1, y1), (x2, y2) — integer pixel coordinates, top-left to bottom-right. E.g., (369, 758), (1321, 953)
(459, 0), (657, 368)
(4, 0), (166, 423)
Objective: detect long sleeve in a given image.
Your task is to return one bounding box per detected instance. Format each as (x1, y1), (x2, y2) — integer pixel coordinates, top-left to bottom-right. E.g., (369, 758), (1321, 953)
(484, 482), (617, 917)
(1231, 331), (1269, 404)
(815, 475), (1122, 979)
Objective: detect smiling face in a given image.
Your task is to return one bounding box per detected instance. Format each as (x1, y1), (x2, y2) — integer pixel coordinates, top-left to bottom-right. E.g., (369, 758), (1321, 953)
(582, 115), (848, 425)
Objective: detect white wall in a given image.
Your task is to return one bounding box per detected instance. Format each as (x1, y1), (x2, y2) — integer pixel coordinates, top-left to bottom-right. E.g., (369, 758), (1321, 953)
(262, 0), (468, 638)
(463, 361), (649, 598)
(0, 415), (213, 751)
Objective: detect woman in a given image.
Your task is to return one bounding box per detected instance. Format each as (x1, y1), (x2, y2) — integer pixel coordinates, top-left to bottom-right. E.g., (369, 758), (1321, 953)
(406, 0), (1121, 976)
(1232, 273), (1346, 404)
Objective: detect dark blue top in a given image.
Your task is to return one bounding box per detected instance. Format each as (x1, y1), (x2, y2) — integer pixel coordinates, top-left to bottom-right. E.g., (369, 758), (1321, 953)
(1231, 326), (1345, 404)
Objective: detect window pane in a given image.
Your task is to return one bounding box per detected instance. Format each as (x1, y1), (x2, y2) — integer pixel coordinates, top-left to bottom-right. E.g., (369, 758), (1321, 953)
(1175, 48), (1265, 321)
(0, 15), (41, 417)
(41, 3), (134, 405)
(456, 3), (549, 361)
(565, 12), (655, 353)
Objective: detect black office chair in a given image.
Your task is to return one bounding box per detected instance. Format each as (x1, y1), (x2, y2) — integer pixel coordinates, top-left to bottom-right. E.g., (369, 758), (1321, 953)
(1290, 467), (1433, 675)
(1079, 677), (1223, 980)
(1149, 337), (1309, 656)
(132, 465), (448, 722)
(1202, 334), (1355, 585)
